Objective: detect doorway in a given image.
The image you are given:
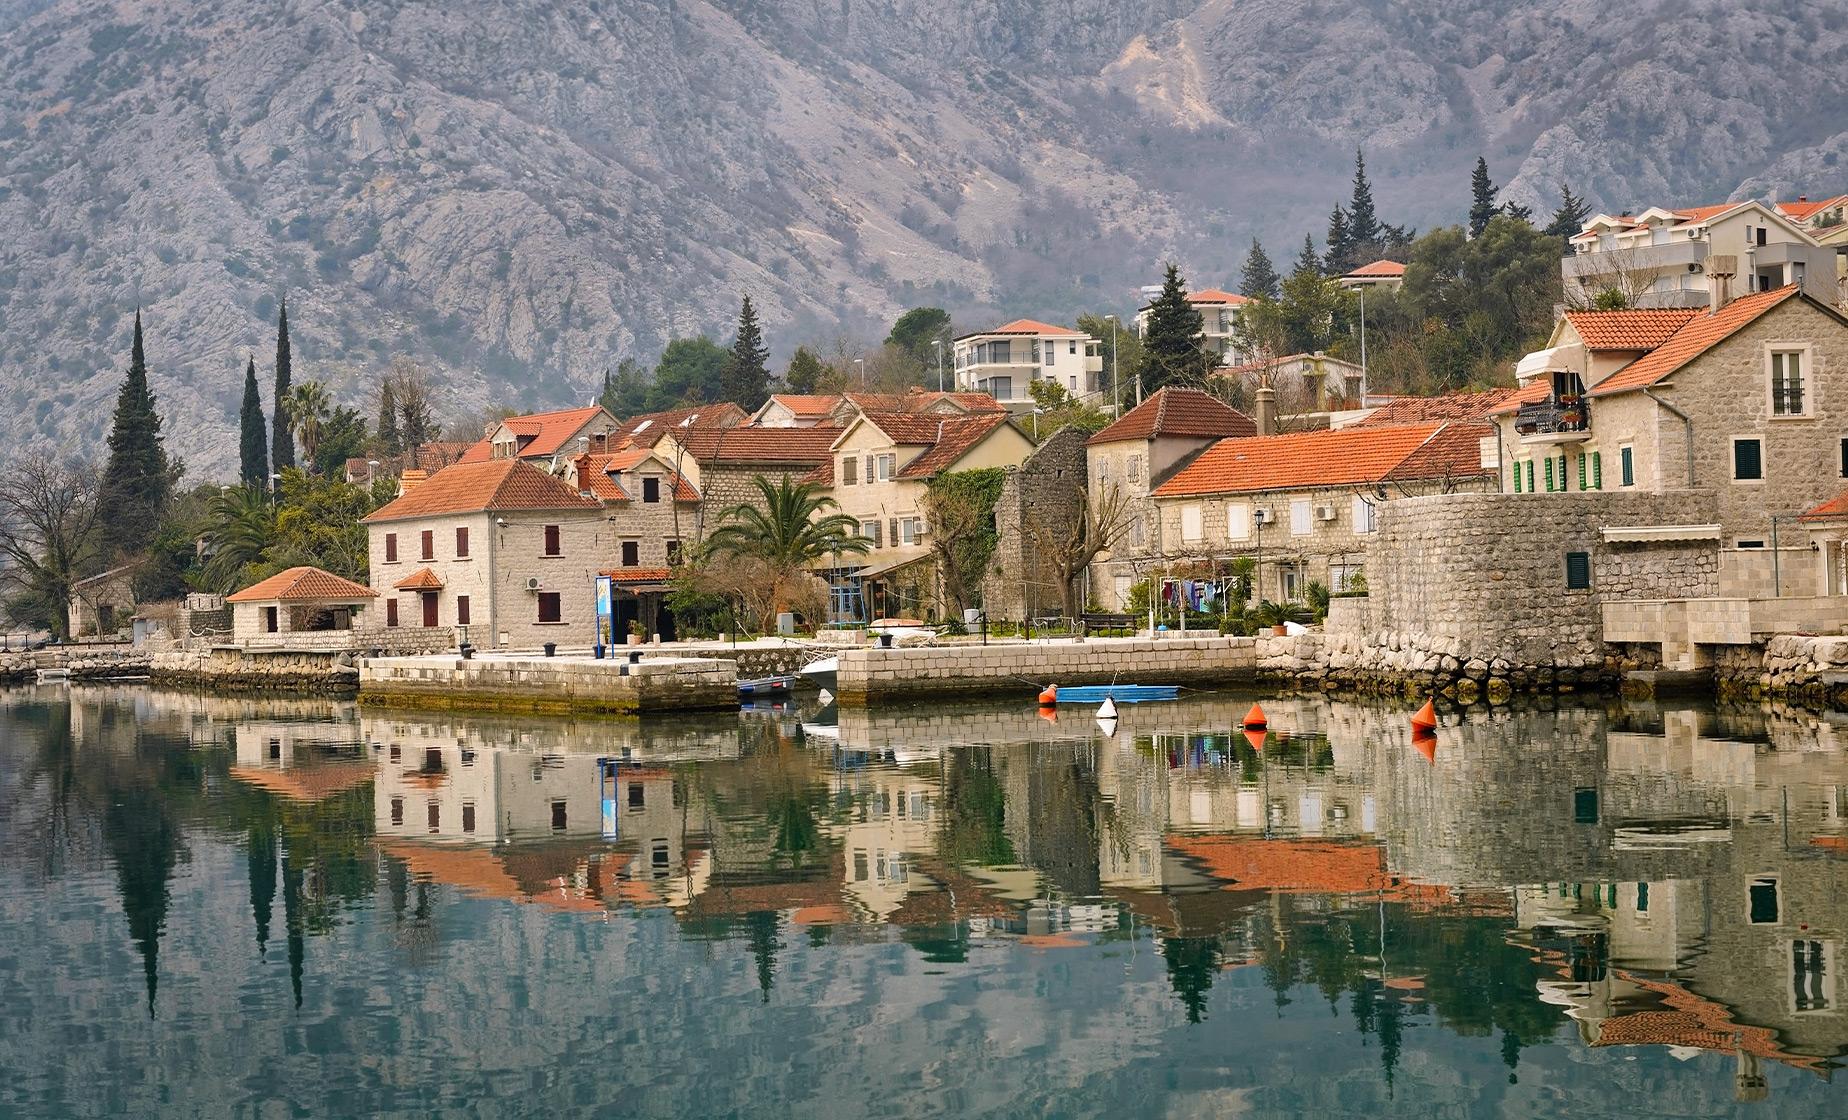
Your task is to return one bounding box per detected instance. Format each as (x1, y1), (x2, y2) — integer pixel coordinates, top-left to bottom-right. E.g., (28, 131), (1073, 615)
(421, 592), (438, 628)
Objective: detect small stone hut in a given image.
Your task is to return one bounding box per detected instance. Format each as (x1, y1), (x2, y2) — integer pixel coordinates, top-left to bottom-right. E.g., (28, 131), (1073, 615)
(226, 567), (379, 643)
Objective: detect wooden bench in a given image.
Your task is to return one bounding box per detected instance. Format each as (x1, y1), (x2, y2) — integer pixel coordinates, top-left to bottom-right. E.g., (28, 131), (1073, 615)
(1081, 612), (1136, 635)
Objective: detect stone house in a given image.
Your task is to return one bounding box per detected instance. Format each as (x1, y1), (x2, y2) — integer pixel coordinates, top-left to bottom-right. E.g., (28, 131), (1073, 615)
(746, 390), (1003, 430)
(1491, 285), (1848, 596)
(811, 410), (1034, 621)
(607, 403), (746, 451)
(649, 424), (842, 541)
(749, 394), (843, 428)
(456, 404), (623, 466)
(225, 566), (378, 646)
(66, 563), (140, 638)
(563, 446), (701, 638)
(1210, 351), (1368, 418)
(983, 426), (1090, 621)
(1149, 420), (1498, 605)
(363, 458), (606, 650)
(1084, 388), (1257, 611)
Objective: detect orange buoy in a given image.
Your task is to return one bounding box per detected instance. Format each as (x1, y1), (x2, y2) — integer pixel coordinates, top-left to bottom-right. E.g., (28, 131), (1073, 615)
(1038, 684), (1058, 706)
(1243, 727), (1268, 753)
(1410, 699), (1437, 732)
(1242, 702), (1268, 730)
(1411, 726), (1438, 763)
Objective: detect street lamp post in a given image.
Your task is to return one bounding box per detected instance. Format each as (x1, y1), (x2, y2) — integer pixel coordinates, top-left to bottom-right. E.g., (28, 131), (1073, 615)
(932, 339), (944, 392)
(366, 458), (380, 486)
(1357, 286), (1369, 399)
(1104, 314), (1121, 413)
(855, 358), (866, 387)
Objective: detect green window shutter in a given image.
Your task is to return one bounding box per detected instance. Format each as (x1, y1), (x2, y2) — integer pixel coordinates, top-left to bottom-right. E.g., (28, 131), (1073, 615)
(1565, 551), (1591, 590)
(1527, 461), (1536, 492)
(1733, 439), (1763, 481)
(1544, 458), (1554, 492)
(1514, 461), (1523, 492)
(1578, 454), (1587, 491)
(1621, 447), (1634, 486)
(1592, 451), (1602, 490)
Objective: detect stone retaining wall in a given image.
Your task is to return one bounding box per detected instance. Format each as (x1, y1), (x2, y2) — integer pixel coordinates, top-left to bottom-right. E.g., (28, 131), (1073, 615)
(358, 654), (738, 714)
(0, 648), (152, 683)
(676, 645), (810, 677)
(833, 636), (1261, 703)
(1714, 635), (1848, 706)
(149, 647), (360, 692)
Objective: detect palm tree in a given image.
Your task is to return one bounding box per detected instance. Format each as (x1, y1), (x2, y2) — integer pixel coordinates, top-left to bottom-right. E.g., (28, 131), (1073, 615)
(198, 485), (279, 592)
(285, 381), (332, 472)
(703, 477), (868, 624)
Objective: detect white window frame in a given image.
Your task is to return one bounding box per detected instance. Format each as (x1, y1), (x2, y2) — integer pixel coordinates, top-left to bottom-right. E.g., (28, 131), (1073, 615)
(1128, 455), (1141, 483)
(1731, 435), (1765, 484)
(1225, 502), (1251, 541)
(1180, 503), (1204, 543)
(1351, 494), (1377, 535)
(1289, 499), (1313, 537)
(1767, 343), (1815, 418)
(877, 453), (894, 481)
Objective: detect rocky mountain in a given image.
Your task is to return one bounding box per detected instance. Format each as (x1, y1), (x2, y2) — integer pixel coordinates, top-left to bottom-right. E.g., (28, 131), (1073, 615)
(3, 0), (1845, 479)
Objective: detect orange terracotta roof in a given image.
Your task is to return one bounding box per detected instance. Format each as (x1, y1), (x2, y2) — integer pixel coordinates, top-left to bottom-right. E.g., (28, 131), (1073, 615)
(1186, 288), (1251, 305)
(1670, 202), (1742, 224)
(613, 403), (747, 447)
(226, 565), (379, 603)
(1344, 259), (1406, 278)
(1485, 379), (1556, 416)
(858, 412), (951, 444)
(1151, 421), (1451, 497)
(363, 459), (602, 522)
(1087, 387), (1256, 445)
(414, 442), (474, 472)
(1383, 421), (1495, 482)
(1800, 489), (1848, 522)
(1354, 389), (1518, 426)
(393, 567), (445, 591)
(1167, 836), (1403, 895)
(572, 451), (699, 503)
(662, 425), (842, 464)
(765, 394), (843, 417)
(602, 567), (673, 583)
(1595, 969), (1830, 1073)
(455, 439), (492, 464)
(799, 459), (833, 487)
(229, 762), (375, 802)
(491, 405), (611, 459)
(959, 318), (1086, 338)
(895, 413), (1016, 479)
(1564, 308), (1700, 351)
(1779, 194), (1848, 222)
(1589, 287), (1803, 398)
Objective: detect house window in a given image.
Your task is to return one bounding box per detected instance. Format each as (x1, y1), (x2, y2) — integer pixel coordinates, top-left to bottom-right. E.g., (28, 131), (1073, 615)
(1331, 564), (1365, 593)
(1577, 454), (1587, 491)
(622, 540), (640, 567)
(1620, 445), (1634, 487)
(842, 456), (857, 485)
(455, 527), (469, 557)
(1732, 437), (1764, 482)
(1544, 457), (1555, 492)
(1573, 787), (1599, 824)
(544, 525), (562, 555)
(1513, 460), (1523, 492)
(263, 606), (279, 633)
(386, 599), (399, 627)
(899, 518), (919, 546)
(666, 539), (682, 564)
(1770, 349), (1808, 415)
(1351, 495), (1377, 534)
(1180, 504), (1204, 542)
(537, 591), (562, 623)
(462, 803), (476, 833)
(390, 797), (404, 826)
(1279, 564), (1301, 601)
(1792, 940), (1832, 1013)
(1128, 455), (1141, 483)
(1042, 341), (1053, 366)
(1226, 503), (1250, 541)
(877, 454), (894, 481)
(550, 800), (567, 831)
(1750, 876), (1780, 925)
(643, 476), (661, 503)
(1566, 551), (1592, 590)
(628, 782), (645, 809)
(427, 801), (440, 833)
(385, 533), (398, 562)
(1525, 461), (1536, 492)
(420, 530), (434, 560)
(860, 520), (882, 546)
(1289, 499), (1312, 536)
(456, 595), (470, 625)
(1130, 517), (1146, 548)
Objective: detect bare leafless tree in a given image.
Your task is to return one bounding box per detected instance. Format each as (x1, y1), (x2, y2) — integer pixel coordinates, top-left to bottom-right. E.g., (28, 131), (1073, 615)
(1029, 481), (1133, 620)
(387, 357), (439, 449)
(0, 453), (105, 637)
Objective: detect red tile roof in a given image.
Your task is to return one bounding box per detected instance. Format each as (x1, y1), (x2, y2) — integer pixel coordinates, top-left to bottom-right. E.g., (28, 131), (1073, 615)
(226, 566), (379, 603)
(456, 439), (491, 464)
(799, 459), (833, 487)
(1186, 288), (1251, 305)
(613, 403), (747, 447)
(363, 459), (603, 522)
(1485, 379), (1556, 416)
(393, 567), (445, 591)
(1779, 194), (1848, 222)
(1383, 421), (1494, 482)
(763, 394), (843, 417)
(572, 451), (699, 503)
(414, 442), (474, 472)
(895, 413), (1017, 479)
(959, 318), (1086, 339)
(1800, 489), (1848, 522)
(229, 762), (377, 803)
(1564, 308), (1699, 351)
(1152, 421), (1461, 497)
(1088, 387), (1257, 445)
(1670, 202), (1741, 223)
(489, 405), (612, 459)
(859, 412), (954, 444)
(1588, 287), (1803, 398)
(1166, 836), (1401, 895)
(601, 567), (673, 583)
(1354, 390), (1518, 426)
(660, 425), (843, 464)
(1344, 259), (1406, 278)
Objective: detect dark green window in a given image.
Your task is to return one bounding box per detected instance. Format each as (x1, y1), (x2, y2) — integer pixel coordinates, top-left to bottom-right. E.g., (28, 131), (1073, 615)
(1733, 438), (1763, 481)
(1573, 787), (1599, 824)
(1526, 461), (1535, 492)
(1544, 457), (1554, 492)
(1591, 451), (1602, 490)
(1620, 446), (1634, 486)
(1513, 461), (1523, 492)
(1566, 551), (1591, 590)
(1577, 454), (1587, 491)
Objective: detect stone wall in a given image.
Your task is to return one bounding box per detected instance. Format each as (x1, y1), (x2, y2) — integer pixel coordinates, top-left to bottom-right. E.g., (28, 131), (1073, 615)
(985, 426), (1088, 620)
(358, 652), (738, 714)
(148, 646), (361, 692)
(832, 635), (1260, 703)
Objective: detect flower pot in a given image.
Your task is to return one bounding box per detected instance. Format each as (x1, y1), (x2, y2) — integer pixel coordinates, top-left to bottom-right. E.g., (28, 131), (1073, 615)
(543, 642), (557, 657)
(1271, 624), (1289, 637)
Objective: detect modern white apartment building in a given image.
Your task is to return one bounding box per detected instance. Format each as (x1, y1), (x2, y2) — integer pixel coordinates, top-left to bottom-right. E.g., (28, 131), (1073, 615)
(951, 319), (1103, 412)
(1134, 289), (1253, 363)
(1564, 199), (1837, 309)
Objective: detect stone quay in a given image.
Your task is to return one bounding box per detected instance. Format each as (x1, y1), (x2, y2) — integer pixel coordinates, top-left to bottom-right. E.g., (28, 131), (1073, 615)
(357, 651), (740, 715)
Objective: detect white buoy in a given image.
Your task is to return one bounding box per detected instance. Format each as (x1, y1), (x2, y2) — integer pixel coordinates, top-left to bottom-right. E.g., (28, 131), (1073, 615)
(1097, 696), (1118, 720)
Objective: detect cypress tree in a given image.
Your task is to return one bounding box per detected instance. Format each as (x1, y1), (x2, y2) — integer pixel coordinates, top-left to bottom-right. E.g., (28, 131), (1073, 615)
(1347, 149), (1381, 248)
(376, 378), (400, 457)
(1325, 206), (1352, 275)
(720, 295), (771, 411)
(271, 298), (295, 474)
(1140, 262), (1210, 394)
(1470, 157), (1500, 238)
(1240, 239), (1280, 300)
(239, 356), (268, 487)
(98, 311), (172, 546)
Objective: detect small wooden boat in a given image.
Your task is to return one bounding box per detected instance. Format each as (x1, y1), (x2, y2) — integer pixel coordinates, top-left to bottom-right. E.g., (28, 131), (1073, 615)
(737, 674), (795, 698)
(1049, 684), (1178, 704)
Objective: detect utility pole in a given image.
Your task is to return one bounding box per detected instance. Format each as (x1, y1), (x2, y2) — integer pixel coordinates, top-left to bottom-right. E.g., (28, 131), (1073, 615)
(933, 339), (944, 391)
(1104, 314), (1120, 414)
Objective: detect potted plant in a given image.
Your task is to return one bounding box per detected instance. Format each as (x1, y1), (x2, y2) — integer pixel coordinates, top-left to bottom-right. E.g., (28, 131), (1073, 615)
(1255, 599), (1312, 636)
(1557, 393), (1583, 428)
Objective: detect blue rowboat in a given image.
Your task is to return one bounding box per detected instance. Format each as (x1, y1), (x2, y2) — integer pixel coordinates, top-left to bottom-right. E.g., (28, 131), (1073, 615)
(738, 675), (795, 698)
(1050, 685), (1179, 704)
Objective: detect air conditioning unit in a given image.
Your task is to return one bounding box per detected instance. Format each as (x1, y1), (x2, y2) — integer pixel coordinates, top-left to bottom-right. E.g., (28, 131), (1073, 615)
(525, 577), (543, 592)
(1252, 508), (1273, 525)
(1314, 505), (1337, 522)
(913, 521), (930, 536)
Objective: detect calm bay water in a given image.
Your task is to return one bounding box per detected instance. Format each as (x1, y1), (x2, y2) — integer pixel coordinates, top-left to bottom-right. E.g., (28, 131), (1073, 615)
(1, 686), (1846, 1117)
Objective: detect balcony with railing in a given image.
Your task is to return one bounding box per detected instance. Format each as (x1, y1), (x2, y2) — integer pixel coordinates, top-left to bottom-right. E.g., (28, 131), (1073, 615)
(1514, 395), (1591, 444)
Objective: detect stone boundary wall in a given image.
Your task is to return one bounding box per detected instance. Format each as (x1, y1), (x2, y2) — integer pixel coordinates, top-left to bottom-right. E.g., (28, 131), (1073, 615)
(148, 647), (361, 692)
(358, 654), (738, 714)
(1715, 635), (1848, 705)
(676, 645), (810, 677)
(833, 636), (1260, 703)
(0, 648), (152, 683)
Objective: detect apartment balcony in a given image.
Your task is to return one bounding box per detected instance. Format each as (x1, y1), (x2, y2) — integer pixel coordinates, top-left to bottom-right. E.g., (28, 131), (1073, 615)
(1514, 397), (1591, 445)
(1629, 289), (1713, 309)
(1562, 239), (1709, 281)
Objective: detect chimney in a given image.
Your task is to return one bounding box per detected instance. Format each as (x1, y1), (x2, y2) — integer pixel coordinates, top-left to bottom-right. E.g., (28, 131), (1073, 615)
(1254, 386), (1277, 436)
(398, 468), (428, 498)
(1707, 254), (1738, 312)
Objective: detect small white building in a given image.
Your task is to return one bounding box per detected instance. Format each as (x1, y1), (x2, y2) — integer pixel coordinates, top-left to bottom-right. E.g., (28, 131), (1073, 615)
(952, 319), (1103, 413)
(225, 566), (379, 646)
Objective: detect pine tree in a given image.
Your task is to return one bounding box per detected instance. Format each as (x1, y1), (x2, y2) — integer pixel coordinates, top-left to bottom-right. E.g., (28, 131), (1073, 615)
(1139, 262), (1210, 394)
(1293, 234), (1321, 279)
(784, 346), (827, 393)
(1240, 239), (1280, 300)
(1325, 206), (1352, 275)
(98, 310), (172, 545)
(720, 295), (771, 411)
(376, 378), (400, 457)
(1469, 157), (1500, 238)
(271, 298), (295, 474)
(239, 356), (268, 487)
(1347, 149), (1382, 249)
(1544, 182), (1593, 243)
